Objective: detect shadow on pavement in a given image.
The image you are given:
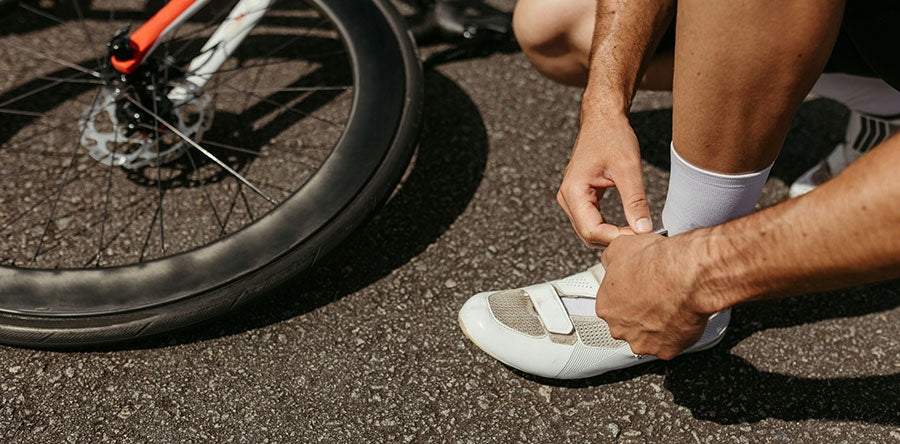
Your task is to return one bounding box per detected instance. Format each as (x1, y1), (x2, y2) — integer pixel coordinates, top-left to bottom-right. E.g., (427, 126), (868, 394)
(516, 283), (900, 427)
(112, 70), (489, 349)
(85, 75), (899, 427)
(515, 98), (899, 427)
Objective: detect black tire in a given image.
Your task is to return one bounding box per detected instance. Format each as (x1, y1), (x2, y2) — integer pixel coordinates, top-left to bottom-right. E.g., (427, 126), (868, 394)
(0, 0), (423, 347)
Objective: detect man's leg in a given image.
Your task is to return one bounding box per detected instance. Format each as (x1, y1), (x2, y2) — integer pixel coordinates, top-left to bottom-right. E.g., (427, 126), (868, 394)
(671, 0), (844, 172)
(512, 0), (593, 86)
(513, 0), (673, 90)
(662, 0), (845, 235)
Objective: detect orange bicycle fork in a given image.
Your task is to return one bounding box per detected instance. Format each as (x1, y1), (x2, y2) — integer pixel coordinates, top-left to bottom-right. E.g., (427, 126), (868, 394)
(108, 0), (273, 96)
(109, 0), (205, 74)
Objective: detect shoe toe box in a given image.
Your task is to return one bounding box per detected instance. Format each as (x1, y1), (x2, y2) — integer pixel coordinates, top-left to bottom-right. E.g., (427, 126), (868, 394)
(459, 291), (574, 378)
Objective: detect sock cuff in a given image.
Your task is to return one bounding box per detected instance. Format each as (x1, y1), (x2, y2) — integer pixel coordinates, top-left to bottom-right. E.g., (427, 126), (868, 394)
(670, 142), (773, 189)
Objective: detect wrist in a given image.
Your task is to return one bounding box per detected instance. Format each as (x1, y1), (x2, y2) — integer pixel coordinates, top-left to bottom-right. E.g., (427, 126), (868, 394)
(578, 101), (631, 136)
(581, 85), (631, 122)
(676, 227), (759, 314)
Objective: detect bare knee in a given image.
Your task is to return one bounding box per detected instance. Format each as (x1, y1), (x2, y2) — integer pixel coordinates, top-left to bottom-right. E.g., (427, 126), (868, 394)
(513, 0), (593, 86)
(513, 0), (570, 60)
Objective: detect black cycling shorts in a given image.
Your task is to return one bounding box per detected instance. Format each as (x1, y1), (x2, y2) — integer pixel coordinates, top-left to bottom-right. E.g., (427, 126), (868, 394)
(826, 0), (900, 90)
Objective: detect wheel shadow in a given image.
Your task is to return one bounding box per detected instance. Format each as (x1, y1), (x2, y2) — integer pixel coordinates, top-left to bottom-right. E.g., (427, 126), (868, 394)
(114, 70), (489, 348)
(512, 99), (899, 427)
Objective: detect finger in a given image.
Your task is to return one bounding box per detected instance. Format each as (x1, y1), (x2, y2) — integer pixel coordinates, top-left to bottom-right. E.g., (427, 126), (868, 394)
(556, 189), (573, 221)
(570, 195), (626, 246)
(558, 190), (591, 246)
(612, 161), (652, 234)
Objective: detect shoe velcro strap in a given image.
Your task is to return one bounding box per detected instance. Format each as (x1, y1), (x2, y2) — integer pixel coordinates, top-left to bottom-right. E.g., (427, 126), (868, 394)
(523, 283), (573, 335)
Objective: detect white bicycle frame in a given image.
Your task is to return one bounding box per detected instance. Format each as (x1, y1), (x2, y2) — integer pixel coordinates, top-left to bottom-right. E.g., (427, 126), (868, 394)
(121, 0), (276, 101)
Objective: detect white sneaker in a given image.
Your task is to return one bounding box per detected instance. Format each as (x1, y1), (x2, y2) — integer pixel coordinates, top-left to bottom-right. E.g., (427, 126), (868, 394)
(458, 264), (730, 379)
(790, 110), (900, 198)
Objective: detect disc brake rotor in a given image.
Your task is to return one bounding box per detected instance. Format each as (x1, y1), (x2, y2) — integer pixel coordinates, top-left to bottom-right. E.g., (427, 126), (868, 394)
(79, 86), (214, 169)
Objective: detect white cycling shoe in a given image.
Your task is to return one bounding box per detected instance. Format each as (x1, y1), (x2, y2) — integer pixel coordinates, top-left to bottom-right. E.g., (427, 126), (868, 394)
(458, 264), (730, 379)
(789, 110), (900, 198)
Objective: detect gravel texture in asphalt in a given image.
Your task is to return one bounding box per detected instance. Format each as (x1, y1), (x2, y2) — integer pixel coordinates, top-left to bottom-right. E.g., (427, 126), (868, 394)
(1, 1), (899, 443)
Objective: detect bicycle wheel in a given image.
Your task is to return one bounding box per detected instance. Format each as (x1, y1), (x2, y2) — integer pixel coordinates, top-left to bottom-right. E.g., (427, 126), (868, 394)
(0, 0), (423, 347)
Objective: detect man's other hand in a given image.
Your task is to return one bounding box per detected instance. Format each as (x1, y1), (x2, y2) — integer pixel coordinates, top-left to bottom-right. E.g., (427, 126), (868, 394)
(557, 115), (652, 247)
(596, 233), (712, 360)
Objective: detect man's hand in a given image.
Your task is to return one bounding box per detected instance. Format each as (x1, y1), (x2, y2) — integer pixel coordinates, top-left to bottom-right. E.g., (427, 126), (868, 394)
(595, 233), (712, 360)
(557, 115), (652, 247)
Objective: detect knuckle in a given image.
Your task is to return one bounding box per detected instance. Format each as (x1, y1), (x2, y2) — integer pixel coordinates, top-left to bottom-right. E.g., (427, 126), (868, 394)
(608, 327), (623, 340)
(624, 192), (648, 209)
(579, 231), (595, 245)
(580, 228), (603, 244)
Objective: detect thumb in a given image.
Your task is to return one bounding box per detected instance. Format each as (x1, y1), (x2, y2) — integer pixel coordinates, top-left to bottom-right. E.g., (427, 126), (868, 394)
(614, 164), (652, 234)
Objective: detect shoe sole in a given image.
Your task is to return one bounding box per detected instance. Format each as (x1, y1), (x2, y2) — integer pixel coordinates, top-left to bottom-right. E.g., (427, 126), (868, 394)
(458, 309), (728, 378)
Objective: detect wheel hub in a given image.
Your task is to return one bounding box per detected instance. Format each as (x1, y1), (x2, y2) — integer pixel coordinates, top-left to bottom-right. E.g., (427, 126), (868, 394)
(80, 77), (213, 170)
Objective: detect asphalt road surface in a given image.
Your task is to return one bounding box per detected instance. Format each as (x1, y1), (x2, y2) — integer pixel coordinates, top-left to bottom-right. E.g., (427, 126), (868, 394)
(2, 5), (899, 444)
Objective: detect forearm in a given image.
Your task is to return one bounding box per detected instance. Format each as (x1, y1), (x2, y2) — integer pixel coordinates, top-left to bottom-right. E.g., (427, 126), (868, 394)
(582, 0), (674, 118)
(686, 135), (900, 312)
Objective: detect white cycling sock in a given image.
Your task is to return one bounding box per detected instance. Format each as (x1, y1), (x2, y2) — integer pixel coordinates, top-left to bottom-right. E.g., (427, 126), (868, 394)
(811, 73), (900, 117)
(565, 144), (771, 316)
(661, 142), (773, 236)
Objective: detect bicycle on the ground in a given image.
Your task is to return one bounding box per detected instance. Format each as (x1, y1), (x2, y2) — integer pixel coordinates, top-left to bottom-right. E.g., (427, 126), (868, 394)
(0, 0), (428, 346)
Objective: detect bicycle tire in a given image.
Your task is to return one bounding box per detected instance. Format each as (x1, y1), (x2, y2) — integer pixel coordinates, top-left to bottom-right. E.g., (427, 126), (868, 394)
(0, 0), (423, 347)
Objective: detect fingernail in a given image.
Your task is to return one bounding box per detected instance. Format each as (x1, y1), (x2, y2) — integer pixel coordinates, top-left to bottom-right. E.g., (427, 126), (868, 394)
(635, 217), (652, 233)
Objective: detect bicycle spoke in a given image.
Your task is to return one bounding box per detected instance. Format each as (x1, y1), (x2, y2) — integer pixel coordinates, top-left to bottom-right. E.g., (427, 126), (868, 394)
(31, 90), (101, 261)
(15, 0), (111, 68)
(239, 185), (255, 222)
(17, 3), (71, 29)
(0, 68), (103, 85)
(151, 85), (166, 255)
(185, 149), (226, 235)
(194, 139), (265, 156)
(93, 130), (118, 266)
(138, 202), (161, 263)
(220, 185), (242, 233)
(0, 40), (101, 79)
(218, 82), (342, 129)
(0, 72), (91, 109)
(176, 15), (335, 80)
(42, 193), (151, 265)
(236, 52), (267, 113)
(0, 0), (357, 270)
(69, 0), (103, 70)
(204, 85), (350, 94)
(0, 122), (81, 180)
(132, 125), (265, 158)
(219, 158), (259, 231)
(0, 108), (84, 124)
(247, 179), (292, 195)
(279, 155), (323, 170)
(0, 171), (93, 236)
(166, 0), (245, 59)
(81, 197), (149, 267)
(204, 50), (347, 76)
(125, 95), (277, 204)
